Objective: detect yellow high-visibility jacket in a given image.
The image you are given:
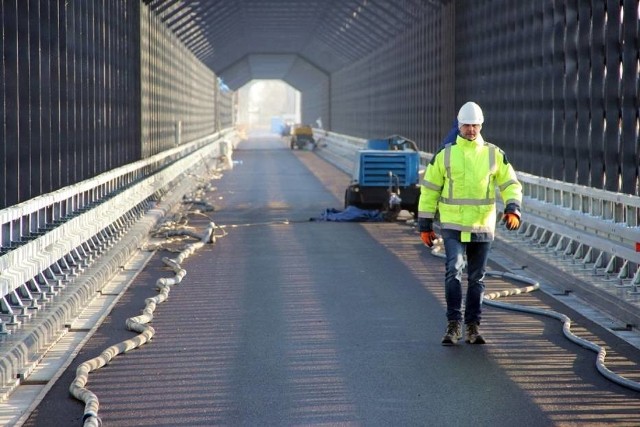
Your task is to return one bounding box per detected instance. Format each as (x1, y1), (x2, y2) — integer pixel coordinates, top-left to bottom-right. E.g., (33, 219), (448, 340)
(418, 134), (522, 240)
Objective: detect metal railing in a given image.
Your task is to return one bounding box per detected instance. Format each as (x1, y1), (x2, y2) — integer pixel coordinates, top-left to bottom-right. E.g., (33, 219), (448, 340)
(314, 130), (640, 313)
(506, 173), (640, 305)
(0, 129), (235, 335)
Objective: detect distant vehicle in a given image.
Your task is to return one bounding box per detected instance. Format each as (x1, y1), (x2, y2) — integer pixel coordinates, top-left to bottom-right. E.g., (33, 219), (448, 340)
(290, 124), (316, 150)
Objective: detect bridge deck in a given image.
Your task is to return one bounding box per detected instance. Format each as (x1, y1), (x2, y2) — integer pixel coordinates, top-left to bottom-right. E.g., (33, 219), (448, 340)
(19, 135), (640, 426)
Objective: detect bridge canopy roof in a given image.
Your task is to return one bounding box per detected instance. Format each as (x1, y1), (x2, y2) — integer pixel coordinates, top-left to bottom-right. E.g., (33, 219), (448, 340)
(144, 0), (447, 90)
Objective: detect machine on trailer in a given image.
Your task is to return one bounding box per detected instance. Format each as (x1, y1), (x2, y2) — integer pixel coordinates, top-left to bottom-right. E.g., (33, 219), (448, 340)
(290, 124), (316, 150)
(344, 135), (423, 220)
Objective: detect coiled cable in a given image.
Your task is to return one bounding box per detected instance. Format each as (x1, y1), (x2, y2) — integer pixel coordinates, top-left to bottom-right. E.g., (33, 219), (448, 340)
(430, 241), (640, 392)
(69, 222), (220, 426)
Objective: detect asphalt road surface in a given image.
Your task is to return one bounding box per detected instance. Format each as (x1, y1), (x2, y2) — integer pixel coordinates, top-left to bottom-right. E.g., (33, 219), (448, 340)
(22, 133), (640, 426)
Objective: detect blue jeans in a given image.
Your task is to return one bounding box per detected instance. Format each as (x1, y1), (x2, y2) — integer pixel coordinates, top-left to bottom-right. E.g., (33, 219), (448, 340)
(442, 237), (491, 325)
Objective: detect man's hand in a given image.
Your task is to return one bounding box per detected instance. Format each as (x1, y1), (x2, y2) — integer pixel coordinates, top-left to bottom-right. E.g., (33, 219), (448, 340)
(503, 213), (520, 230)
(418, 218), (437, 246)
(421, 231), (437, 247)
(502, 203), (522, 231)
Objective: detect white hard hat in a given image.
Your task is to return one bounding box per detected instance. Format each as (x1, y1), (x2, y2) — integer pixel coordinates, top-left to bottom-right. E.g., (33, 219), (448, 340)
(457, 102), (484, 125)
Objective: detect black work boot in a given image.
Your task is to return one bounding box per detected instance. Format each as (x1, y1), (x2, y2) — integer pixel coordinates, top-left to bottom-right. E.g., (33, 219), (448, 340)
(441, 320), (462, 345)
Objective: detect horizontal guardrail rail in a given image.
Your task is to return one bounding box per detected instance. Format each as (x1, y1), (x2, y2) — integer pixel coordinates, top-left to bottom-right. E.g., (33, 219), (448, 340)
(510, 173), (640, 293)
(314, 129), (640, 315)
(0, 128), (235, 333)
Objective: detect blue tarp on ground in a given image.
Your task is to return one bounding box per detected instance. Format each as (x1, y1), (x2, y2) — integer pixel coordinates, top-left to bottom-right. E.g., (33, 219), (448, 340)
(311, 206), (385, 222)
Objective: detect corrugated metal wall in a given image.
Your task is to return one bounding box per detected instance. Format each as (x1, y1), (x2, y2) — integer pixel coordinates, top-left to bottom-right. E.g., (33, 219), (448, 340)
(329, 1), (639, 196)
(1, 0), (637, 205)
(216, 82), (235, 132)
(140, 6), (224, 157)
(0, 0), (141, 209)
(300, 79), (330, 130)
(330, 2), (454, 154)
(455, 0), (639, 196)
(0, 0), (233, 210)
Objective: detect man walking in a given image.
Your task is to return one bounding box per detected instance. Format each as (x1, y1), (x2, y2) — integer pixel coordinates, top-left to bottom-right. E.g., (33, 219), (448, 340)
(418, 102), (523, 345)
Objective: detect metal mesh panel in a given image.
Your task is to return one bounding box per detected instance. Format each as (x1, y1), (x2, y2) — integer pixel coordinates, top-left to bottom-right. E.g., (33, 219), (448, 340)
(301, 80), (330, 129)
(215, 81), (235, 131)
(618, 0), (639, 196)
(330, 2), (454, 152)
(1, 0), (638, 205)
(330, 1), (637, 196)
(455, 0), (639, 195)
(140, 6), (221, 158)
(0, 1), (233, 210)
(0, 0), (141, 209)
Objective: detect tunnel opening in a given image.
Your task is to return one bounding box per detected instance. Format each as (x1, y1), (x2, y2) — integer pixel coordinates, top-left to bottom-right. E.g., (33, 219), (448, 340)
(236, 80), (301, 138)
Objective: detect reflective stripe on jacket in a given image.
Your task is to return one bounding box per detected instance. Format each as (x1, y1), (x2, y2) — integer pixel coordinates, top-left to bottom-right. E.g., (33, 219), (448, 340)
(418, 134), (522, 237)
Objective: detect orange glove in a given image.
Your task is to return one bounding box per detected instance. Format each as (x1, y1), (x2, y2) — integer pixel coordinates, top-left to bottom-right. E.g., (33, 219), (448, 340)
(421, 231), (437, 247)
(503, 213), (521, 230)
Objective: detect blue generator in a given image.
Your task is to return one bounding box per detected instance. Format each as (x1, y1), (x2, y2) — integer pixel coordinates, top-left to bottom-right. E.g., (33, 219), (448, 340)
(344, 135), (423, 219)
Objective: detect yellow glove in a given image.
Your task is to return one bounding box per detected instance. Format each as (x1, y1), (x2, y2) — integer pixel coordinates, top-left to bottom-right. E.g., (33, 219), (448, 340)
(421, 231), (437, 247)
(503, 213), (521, 230)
